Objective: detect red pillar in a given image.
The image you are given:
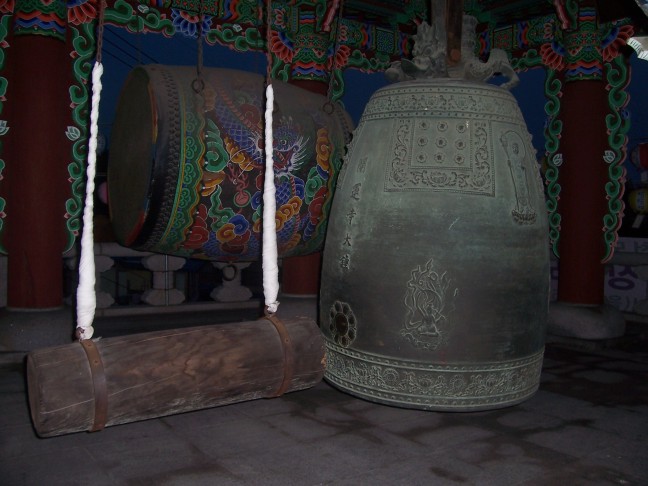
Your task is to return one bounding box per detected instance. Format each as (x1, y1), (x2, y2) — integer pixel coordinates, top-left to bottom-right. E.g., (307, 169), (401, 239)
(556, 80), (610, 305)
(4, 34), (70, 309)
(281, 78), (328, 296)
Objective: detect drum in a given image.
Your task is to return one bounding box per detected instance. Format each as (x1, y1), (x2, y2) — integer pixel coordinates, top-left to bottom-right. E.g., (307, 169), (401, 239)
(631, 143), (648, 170)
(629, 189), (648, 214)
(108, 65), (351, 260)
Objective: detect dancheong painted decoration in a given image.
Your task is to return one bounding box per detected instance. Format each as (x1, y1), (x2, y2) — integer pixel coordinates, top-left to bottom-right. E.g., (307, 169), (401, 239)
(0, 0), (640, 261)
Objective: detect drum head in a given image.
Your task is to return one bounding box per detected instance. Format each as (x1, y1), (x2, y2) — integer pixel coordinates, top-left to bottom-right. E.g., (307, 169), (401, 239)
(108, 68), (155, 246)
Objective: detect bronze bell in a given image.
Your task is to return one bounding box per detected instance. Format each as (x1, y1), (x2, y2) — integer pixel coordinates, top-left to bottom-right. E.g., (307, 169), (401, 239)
(320, 17), (550, 411)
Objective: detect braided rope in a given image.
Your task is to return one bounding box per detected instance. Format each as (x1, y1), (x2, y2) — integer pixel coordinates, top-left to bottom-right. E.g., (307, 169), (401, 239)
(76, 2), (106, 340)
(263, 0), (279, 314)
(76, 61), (103, 341)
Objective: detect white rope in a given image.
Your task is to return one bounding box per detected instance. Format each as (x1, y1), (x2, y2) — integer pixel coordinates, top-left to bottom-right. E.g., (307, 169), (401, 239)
(262, 83), (280, 314)
(76, 61), (103, 340)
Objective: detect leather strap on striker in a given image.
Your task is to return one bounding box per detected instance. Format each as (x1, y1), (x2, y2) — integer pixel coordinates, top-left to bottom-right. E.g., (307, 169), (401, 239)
(265, 311), (295, 397)
(80, 339), (108, 432)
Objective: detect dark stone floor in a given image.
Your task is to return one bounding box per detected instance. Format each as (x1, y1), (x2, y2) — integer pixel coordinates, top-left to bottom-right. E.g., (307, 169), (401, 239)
(1, 298), (647, 485)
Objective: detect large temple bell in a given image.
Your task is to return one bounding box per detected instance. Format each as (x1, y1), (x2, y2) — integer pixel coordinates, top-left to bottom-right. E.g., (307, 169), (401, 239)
(320, 15), (550, 411)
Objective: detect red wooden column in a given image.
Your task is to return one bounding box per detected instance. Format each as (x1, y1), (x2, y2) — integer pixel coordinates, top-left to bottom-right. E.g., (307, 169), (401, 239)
(276, 1), (340, 297)
(4, 32), (70, 308)
(556, 79), (610, 305)
(546, 1), (627, 338)
(282, 77), (328, 297)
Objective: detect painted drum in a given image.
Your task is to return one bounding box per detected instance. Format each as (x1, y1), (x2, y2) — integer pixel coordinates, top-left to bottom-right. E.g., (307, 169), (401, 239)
(320, 78), (550, 411)
(108, 65), (351, 260)
(631, 143), (648, 170)
(629, 189), (648, 214)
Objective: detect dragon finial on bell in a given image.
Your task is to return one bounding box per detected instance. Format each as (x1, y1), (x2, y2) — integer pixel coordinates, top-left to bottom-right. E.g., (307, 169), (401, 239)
(385, 0), (519, 89)
(385, 21), (448, 82)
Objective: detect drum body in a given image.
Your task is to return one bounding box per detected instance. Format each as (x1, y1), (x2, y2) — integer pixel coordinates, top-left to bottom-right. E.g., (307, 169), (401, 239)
(320, 78), (550, 411)
(108, 65), (351, 260)
(631, 143), (648, 170)
(629, 189), (648, 214)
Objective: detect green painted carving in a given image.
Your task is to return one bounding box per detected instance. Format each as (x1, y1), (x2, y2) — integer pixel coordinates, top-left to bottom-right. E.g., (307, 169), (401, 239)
(345, 48), (391, 73)
(602, 54), (631, 263)
(170, 0), (215, 15)
(329, 67), (344, 102)
(312, 0), (327, 30)
(512, 48), (543, 71)
(527, 15), (559, 44)
(0, 14), (10, 253)
(564, 0), (580, 28)
(105, 0), (174, 35)
(206, 25), (264, 52)
(271, 59), (290, 82)
(66, 22), (96, 252)
(543, 68), (563, 258)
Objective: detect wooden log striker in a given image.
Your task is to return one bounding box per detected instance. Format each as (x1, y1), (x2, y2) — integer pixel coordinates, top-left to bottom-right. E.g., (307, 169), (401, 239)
(27, 316), (324, 437)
